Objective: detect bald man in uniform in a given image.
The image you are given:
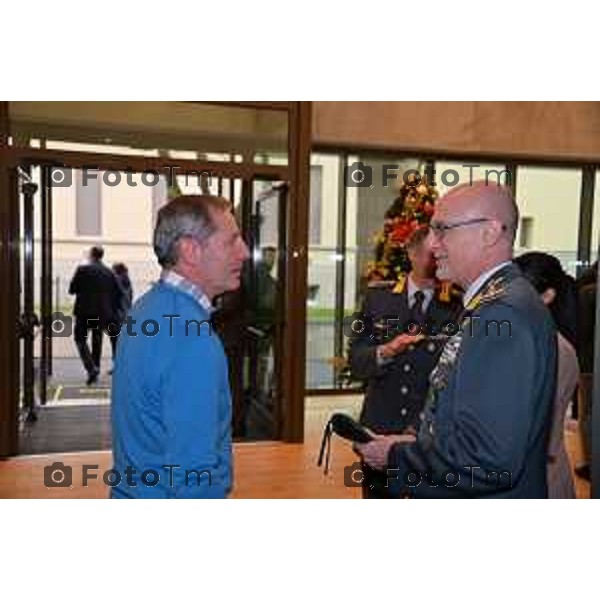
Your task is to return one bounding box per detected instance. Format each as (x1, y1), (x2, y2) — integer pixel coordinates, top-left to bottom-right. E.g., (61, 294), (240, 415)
(356, 181), (557, 498)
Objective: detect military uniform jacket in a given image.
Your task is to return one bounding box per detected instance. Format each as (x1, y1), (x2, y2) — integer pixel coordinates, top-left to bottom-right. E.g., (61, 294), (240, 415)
(349, 277), (462, 434)
(387, 264), (557, 498)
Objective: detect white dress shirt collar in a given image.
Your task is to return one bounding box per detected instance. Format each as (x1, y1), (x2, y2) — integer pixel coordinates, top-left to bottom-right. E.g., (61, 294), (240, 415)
(407, 274), (435, 311)
(160, 269), (214, 314)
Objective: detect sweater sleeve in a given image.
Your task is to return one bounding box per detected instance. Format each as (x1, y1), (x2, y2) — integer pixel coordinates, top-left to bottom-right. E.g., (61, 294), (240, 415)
(161, 333), (230, 498)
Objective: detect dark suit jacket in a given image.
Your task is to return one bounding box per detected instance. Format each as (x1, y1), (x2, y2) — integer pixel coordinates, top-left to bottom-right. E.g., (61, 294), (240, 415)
(349, 280), (462, 434)
(387, 264), (557, 498)
(69, 261), (122, 325)
(577, 282), (596, 374)
(114, 273), (133, 323)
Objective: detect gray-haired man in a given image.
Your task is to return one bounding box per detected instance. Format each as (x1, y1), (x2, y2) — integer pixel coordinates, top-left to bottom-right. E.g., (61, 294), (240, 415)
(111, 195), (249, 498)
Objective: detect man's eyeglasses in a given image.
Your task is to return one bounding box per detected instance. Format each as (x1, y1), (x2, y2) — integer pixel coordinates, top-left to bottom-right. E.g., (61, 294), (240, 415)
(429, 217), (505, 238)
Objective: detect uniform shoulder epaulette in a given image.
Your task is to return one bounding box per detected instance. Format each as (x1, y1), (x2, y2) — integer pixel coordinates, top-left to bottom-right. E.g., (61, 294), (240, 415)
(367, 279), (395, 289)
(391, 274), (407, 294)
(466, 277), (506, 312)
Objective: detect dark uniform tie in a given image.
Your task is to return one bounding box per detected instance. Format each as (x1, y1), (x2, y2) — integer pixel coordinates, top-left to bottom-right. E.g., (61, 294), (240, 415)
(411, 290), (426, 326)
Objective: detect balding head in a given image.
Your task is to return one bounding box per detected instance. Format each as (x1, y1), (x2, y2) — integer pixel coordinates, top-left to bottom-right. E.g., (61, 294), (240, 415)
(442, 181), (518, 244)
(428, 181), (519, 289)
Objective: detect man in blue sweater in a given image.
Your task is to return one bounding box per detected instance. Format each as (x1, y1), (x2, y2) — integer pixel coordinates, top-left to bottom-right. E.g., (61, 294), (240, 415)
(111, 195), (249, 498)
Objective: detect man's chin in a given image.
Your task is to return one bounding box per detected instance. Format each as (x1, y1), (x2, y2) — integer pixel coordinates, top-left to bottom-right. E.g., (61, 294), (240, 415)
(435, 264), (450, 281)
(225, 275), (242, 292)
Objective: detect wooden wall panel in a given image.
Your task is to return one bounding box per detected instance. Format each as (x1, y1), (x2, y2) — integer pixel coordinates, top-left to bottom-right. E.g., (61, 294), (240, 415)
(312, 101), (475, 154)
(313, 101), (600, 162)
(473, 101), (600, 159)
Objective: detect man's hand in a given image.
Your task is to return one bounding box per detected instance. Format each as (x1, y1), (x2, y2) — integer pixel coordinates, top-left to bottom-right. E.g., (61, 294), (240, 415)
(355, 433), (416, 471)
(379, 332), (425, 359)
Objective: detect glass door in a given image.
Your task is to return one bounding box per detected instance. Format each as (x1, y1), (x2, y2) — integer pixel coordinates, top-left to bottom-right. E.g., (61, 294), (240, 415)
(213, 179), (287, 440)
(18, 166), (39, 423)
(1, 100), (310, 457)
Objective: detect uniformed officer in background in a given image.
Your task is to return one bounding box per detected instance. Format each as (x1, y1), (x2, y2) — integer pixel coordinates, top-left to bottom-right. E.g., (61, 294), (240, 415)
(348, 226), (462, 498)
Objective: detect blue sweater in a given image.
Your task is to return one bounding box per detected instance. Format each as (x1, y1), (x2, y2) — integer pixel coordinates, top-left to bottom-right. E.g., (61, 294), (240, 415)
(111, 281), (232, 498)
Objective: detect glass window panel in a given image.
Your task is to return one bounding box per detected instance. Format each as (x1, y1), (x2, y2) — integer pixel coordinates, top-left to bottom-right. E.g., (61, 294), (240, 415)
(432, 161), (511, 193)
(306, 154), (340, 389)
(75, 169), (102, 236)
(341, 154), (421, 391)
(344, 154), (421, 314)
(48, 167), (159, 364)
(168, 150), (197, 160)
(309, 165), (323, 245)
(254, 153), (288, 166)
(175, 171), (215, 196)
(515, 166), (581, 276)
(590, 171), (600, 264)
(46, 140), (160, 157)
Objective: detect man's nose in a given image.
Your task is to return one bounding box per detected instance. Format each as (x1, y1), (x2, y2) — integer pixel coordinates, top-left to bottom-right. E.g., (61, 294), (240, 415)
(240, 240), (251, 261)
(426, 230), (439, 252)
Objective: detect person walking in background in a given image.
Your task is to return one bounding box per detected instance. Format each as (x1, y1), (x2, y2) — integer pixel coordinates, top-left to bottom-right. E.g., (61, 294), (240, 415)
(253, 246), (278, 398)
(68, 245), (123, 385)
(515, 252), (579, 498)
(110, 262), (133, 360)
(112, 262), (133, 315)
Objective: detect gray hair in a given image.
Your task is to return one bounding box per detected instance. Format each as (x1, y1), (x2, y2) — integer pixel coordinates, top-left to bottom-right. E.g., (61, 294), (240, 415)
(153, 195), (231, 268)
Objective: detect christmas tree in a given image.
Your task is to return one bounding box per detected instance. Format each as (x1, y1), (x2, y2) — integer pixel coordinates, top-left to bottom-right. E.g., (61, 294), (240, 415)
(333, 172), (440, 387)
(365, 174), (438, 283)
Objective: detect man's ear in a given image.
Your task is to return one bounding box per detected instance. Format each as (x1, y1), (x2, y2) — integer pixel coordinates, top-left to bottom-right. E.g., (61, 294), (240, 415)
(177, 237), (201, 267)
(482, 220), (505, 247)
(541, 287), (557, 306)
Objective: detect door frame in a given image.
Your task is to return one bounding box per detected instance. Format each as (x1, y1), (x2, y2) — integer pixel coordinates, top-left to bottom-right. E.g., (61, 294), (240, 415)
(0, 101), (312, 456)
(0, 105), (20, 456)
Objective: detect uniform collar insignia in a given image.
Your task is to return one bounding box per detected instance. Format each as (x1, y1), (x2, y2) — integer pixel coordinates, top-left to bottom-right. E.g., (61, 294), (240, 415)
(466, 275), (506, 312)
(436, 280), (452, 303)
